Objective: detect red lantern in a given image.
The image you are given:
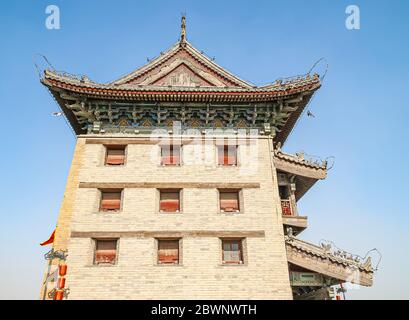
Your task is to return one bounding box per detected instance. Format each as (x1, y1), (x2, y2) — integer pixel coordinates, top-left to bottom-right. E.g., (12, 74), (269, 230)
(59, 264), (67, 276)
(57, 277), (66, 289)
(54, 290), (64, 300)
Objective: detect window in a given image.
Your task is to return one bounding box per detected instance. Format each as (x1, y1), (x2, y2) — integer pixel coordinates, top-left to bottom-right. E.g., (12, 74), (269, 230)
(100, 189), (122, 211)
(217, 145), (237, 166)
(159, 189), (181, 213)
(161, 145), (181, 166)
(105, 145), (126, 165)
(222, 239), (243, 264)
(157, 239), (180, 264)
(94, 239), (117, 265)
(219, 189), (240, 212)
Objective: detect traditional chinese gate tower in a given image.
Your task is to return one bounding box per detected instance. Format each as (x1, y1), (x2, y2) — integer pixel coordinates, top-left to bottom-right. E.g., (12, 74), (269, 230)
(40, 17), (373, 300)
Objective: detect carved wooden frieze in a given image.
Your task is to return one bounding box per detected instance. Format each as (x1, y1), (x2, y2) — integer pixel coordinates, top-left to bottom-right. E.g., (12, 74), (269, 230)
(62, 99), (302, 135)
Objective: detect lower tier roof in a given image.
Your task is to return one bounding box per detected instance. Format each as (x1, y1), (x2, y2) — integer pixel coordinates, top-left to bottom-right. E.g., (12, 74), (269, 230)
(285, 236), (373, 287)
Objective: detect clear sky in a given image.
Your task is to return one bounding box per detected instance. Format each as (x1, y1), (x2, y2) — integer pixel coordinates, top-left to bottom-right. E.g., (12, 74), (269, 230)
(0, 0), (408, 300)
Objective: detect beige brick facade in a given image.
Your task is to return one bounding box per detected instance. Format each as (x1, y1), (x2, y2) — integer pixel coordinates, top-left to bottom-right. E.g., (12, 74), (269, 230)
(40, 138), (86, 299)
(42, 135), (293, 300)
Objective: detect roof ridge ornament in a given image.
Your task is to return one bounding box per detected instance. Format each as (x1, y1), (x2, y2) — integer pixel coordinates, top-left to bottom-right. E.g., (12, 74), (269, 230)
(180, 14), (187, 45)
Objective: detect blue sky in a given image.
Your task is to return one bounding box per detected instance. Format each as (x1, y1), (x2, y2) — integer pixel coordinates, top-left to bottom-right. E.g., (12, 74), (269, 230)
(0, 0), (408, 299)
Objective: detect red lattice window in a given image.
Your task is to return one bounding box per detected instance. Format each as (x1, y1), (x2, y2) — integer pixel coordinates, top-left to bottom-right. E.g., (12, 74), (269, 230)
(281, 200), (292, 216)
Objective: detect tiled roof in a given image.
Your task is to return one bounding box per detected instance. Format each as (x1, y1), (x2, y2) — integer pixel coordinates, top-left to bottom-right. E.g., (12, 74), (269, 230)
(274, 148), (327, 170)
(42, 69), (320, 102)
(40, 35), (322, 141)
(285, 236), (373, 273)
(110, 41), (254, 88)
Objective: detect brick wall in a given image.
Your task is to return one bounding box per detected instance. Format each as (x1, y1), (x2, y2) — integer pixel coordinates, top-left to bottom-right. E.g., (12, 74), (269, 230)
(47, 135), (292, 299)
(40, 138), (85, 299)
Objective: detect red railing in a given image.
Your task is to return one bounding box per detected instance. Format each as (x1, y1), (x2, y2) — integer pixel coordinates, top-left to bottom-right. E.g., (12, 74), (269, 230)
(281, 199), (293, 216)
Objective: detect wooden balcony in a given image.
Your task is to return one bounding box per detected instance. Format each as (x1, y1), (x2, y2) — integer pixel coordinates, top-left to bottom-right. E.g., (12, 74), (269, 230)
(281, 199), (308, 234)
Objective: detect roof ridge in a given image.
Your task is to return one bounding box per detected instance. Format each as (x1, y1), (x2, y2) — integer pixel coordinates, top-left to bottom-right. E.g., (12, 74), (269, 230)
(109, 42), (181, 85)
(107, 40), (254, 88)
(184, 41), (253, 88)
(45, 68), (320, 91)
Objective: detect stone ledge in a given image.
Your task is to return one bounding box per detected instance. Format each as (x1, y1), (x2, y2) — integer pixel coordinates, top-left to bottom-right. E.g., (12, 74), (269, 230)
(71, 230), (266, 238)
(79, 182), (261, 189)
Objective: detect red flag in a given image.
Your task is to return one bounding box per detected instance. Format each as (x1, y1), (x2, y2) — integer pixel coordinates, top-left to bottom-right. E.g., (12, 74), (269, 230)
(40, 229), (55, 246)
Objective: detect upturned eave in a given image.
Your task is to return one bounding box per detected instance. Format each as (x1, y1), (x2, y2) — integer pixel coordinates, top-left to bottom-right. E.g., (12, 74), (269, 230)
(41, 69), (321, 102)
(285, 236), (373, 287)
(273, 148), (327, 200)
(41, 69), (320, 143)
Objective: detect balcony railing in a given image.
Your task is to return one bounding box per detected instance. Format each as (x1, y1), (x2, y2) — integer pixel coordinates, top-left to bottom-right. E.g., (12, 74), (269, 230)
(281, 199), (293, 216)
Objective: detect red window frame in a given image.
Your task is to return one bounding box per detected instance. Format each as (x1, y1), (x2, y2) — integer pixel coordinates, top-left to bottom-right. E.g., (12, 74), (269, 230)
(159, 190), (181, 213)
(157, 239), (180, 264)
(219, 189), (240, 212)
(94, 239), (118, 265)
(100, 189), (122, 211)
(217, 145), (237, 166)
(105, 145), (126, 166)
(161, 145), (181, 166)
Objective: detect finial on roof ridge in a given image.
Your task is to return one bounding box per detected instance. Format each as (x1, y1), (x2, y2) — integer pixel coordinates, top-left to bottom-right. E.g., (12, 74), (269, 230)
(180, 14), (186, 43)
